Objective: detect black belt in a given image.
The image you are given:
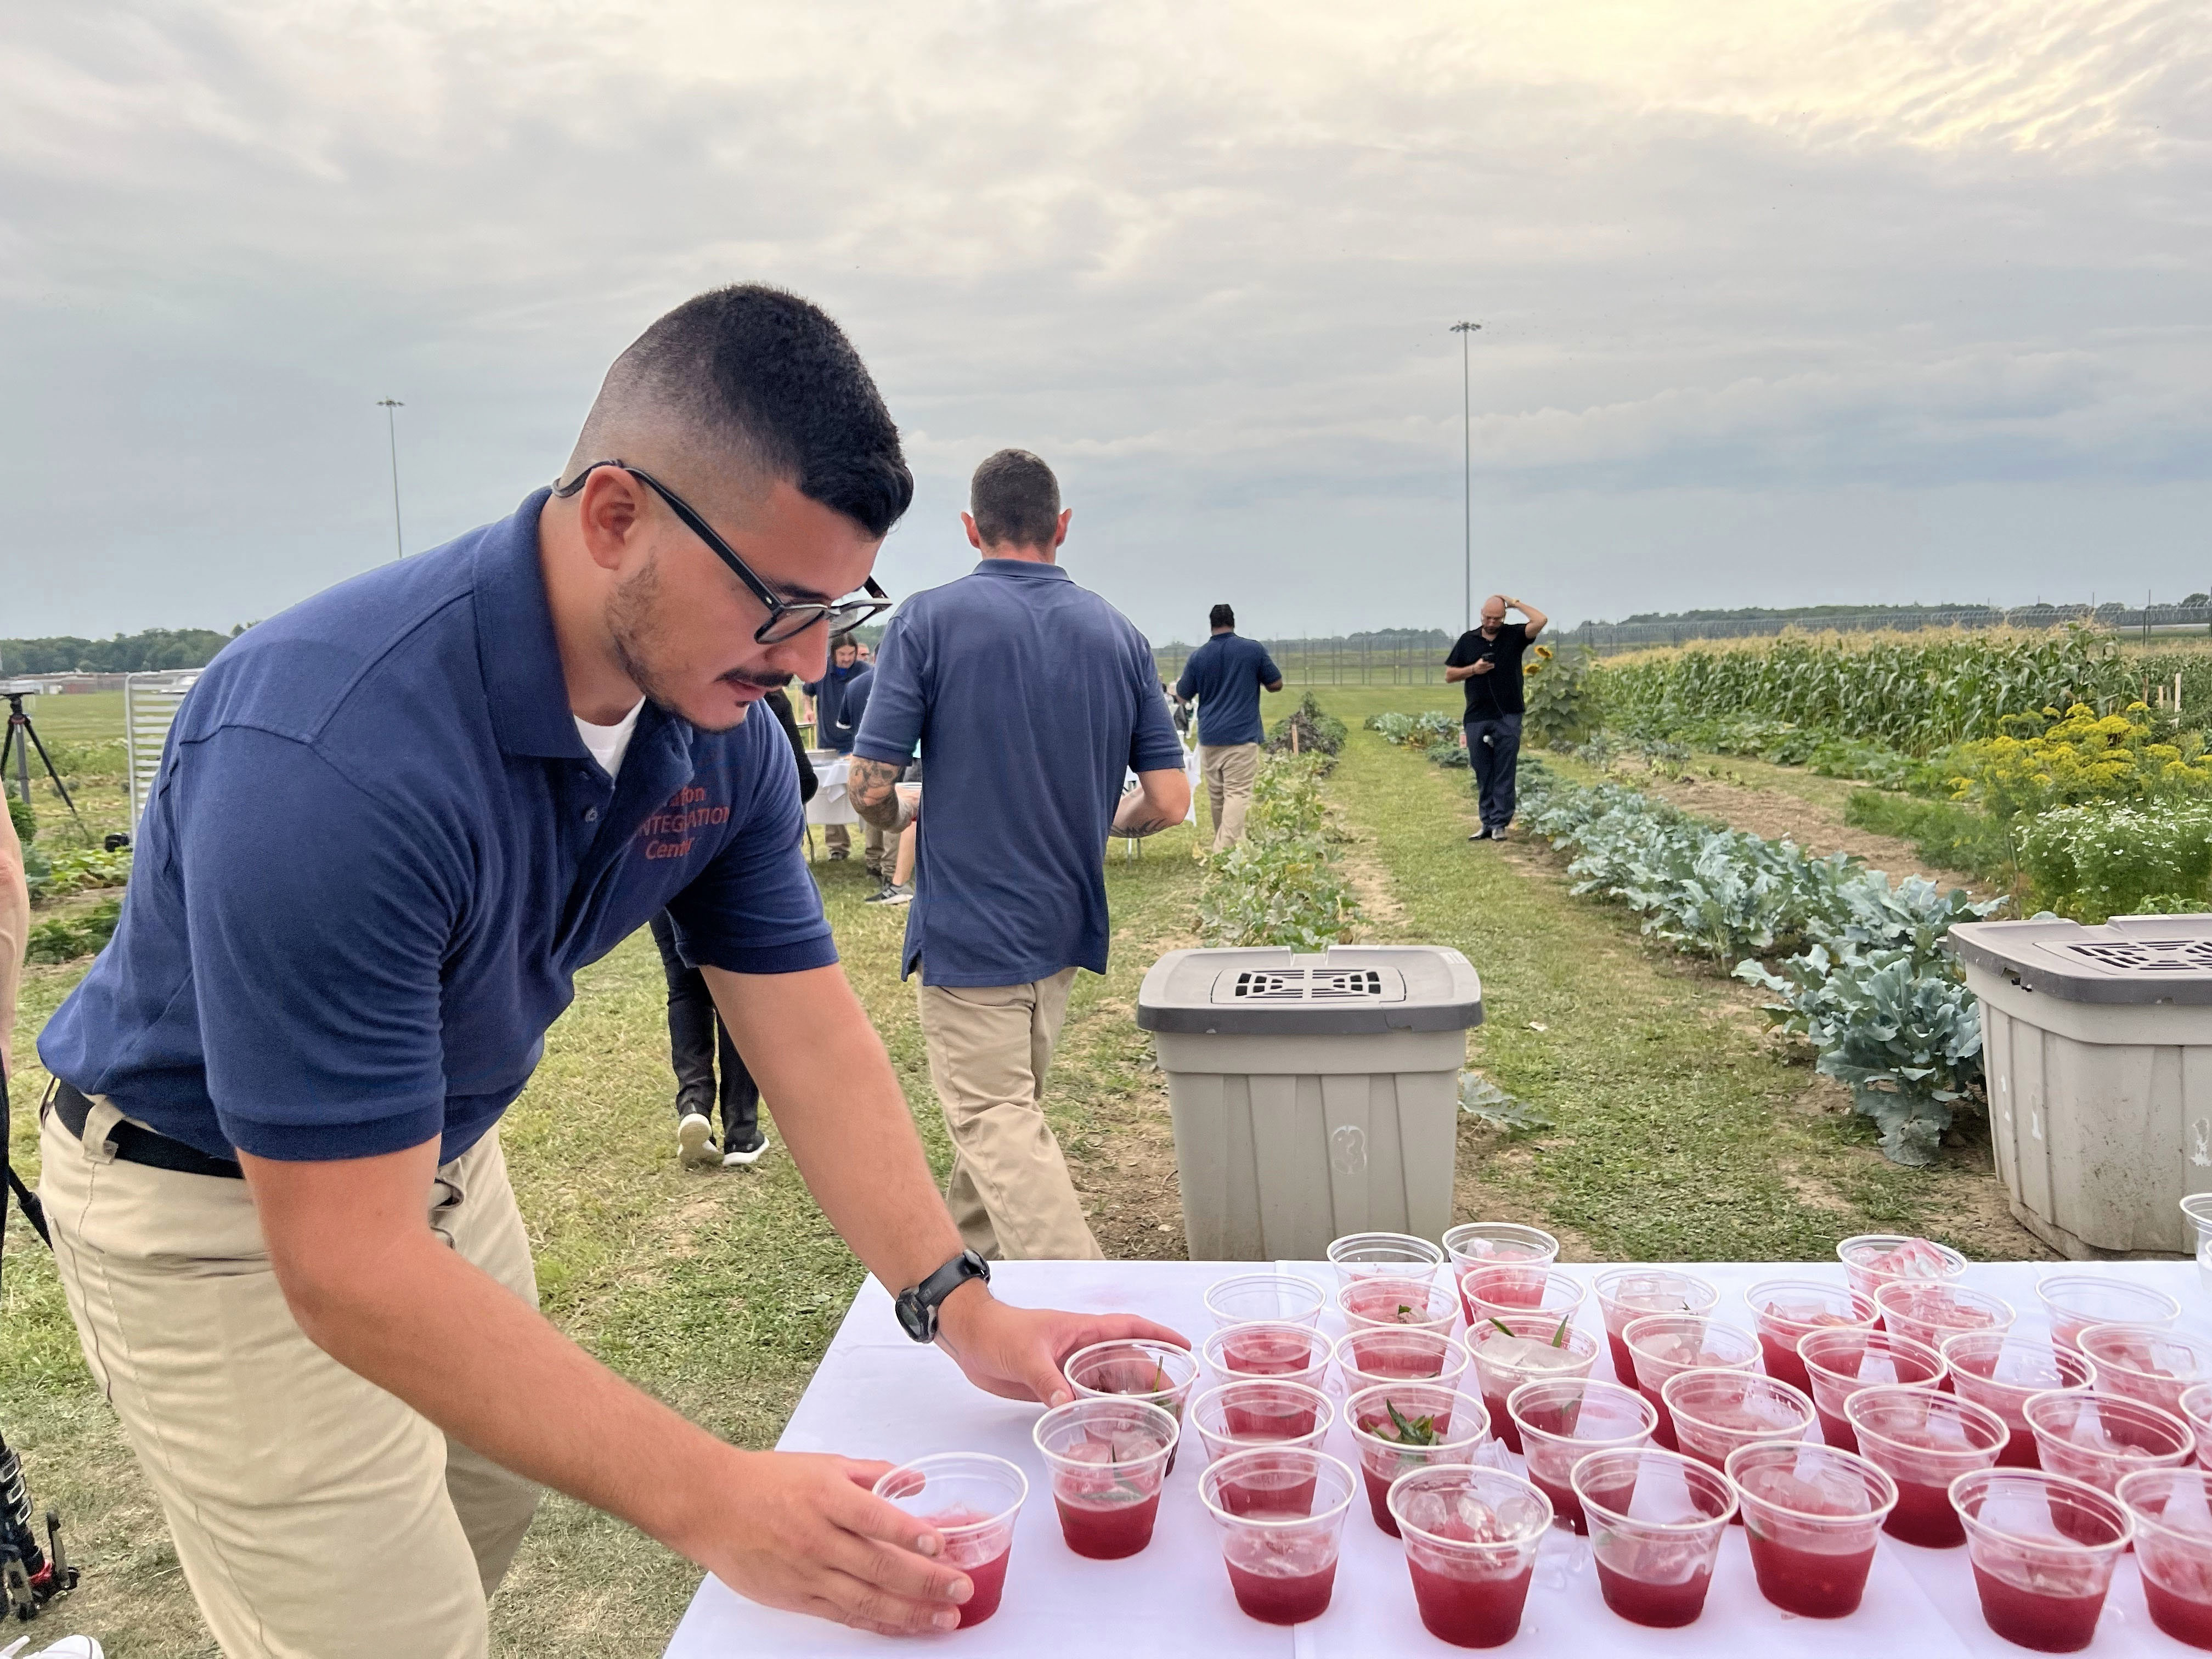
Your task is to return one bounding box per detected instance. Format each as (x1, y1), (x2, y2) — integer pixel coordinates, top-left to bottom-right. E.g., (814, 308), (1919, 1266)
(50, 1081), (244, 1180)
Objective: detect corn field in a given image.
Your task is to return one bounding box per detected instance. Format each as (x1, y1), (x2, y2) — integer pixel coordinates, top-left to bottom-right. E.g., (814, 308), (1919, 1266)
(1600, 630), (2212, 755)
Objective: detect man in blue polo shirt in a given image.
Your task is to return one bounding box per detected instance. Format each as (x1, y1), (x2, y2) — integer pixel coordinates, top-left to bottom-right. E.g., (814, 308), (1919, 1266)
(802, 631), (882, 875)
(850, 450), (1188, 1262)
(1173, 602), (1284, 849)
(33, 289), (1178, 1656)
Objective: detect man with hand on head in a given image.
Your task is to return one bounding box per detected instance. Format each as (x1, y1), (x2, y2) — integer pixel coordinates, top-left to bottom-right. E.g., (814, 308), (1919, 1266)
(1445, 592), (1548, 840)
(850, 449), (1189, 1263)
(1173, 602), (1283, 850)
(33, 287), (1181, 1657)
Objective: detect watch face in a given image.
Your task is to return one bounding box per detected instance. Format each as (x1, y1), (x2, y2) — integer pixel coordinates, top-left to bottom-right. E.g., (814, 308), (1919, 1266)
(895, 1293), (932, 1342)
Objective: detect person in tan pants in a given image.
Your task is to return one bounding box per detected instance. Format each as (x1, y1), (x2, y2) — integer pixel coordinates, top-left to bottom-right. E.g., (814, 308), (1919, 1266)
(850, 450), (1191, 1261)
(1173, 603), (1283, 851)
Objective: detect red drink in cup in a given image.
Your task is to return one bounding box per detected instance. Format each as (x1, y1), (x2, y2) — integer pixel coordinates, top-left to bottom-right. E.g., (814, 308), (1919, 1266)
(2035, 1273), (2181, 1352)
(1661, 1370), (1814, 1491)
(1344, 1381), (1488, 1536)
(1797, 1326), (1946, 1453)
(1509, 1377), (1656, 1534)
(1460, 1265), (1585, 1333)
(2023, 1389), (2196, 1494)
(1337, 1274), (1458, 1341)
(1389, 1465), (1553, 1648)
(1942, 1330), (2096, 1469)
(1064, 1339), (1198, 1475)
(1571, 1447), (1737, 1628)
(1954, 1468), (2134, 1652)
(1442, 1222), (1559, 1322)
(1333, 1326), (1470, 1393)
(1033, 1398), (1178, 1560)
(1725, 1440), (1898, 1618)
(1199, 1448), (1356, 1626)
(2079, 1323), (2212, 1416)
(1595, 1268), (1719, 1389)
(1844, 1385), (2008, 1547)
(1835, 1233), (1967, 1304)
(1744, 1278), (1875, 1394)
(1205, 1321), (1327, 1381)
(2119, 1468), (2212, 1649)
(872, 1453), (1029, 1629)
(1620, 1313), (1758, 1451)
(1875, 1279), (2016, 1354)
(1190, 1379), (1334, 1463)
(1465, 1312), (1597, 1453)
(2185, 1383), (2212, 1471)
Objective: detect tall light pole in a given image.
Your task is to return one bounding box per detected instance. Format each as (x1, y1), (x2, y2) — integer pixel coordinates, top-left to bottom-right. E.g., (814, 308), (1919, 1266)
(376, 398), (406, 560)
(1450, 322), (1480, 632)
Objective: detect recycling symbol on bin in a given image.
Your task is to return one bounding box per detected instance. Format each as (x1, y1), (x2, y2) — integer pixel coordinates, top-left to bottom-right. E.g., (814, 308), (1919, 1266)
(1329, 1124), (1368, 1176)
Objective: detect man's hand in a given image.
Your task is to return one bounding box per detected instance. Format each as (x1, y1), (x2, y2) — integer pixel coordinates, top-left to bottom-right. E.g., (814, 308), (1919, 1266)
(695, 1451), (976, 1637)
(935, 1282), (1187, 1407)
(1469, 658), (1495, 675)
(848, 757), (911, 833)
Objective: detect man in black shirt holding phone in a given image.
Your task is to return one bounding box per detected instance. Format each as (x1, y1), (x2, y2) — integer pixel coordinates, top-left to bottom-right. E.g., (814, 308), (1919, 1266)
(1444, 592), (1548, 840)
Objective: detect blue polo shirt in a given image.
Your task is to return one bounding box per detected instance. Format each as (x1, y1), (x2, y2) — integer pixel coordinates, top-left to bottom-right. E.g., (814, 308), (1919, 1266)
(854, 560), (1183, 986)
(38, 489), (836, 1165)
(803, 661), (872, 755)
(1174, 632), (1282, 747)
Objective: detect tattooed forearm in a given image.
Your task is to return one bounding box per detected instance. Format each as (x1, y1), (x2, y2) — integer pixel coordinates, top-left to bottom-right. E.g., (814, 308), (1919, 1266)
(1111, 811), (1180, 839)
(848, 758), (910, 831)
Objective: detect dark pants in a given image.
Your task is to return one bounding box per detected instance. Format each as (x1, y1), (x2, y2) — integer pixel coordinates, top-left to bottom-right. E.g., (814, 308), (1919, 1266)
(1465, 713), (1522, 830)
(648, 912), (759, 1146)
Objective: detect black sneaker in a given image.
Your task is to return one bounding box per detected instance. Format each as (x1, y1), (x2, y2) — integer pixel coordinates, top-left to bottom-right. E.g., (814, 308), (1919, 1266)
(721, 1131), (770, 1167)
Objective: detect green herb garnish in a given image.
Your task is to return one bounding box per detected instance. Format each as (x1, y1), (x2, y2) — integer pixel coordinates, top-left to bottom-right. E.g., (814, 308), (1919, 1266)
(1384, 1400), (1441, 1446)
(1551, 1314), (1571, 1348)
(1487, 1316), (1516, 1338)
(1397, 1304), (1414, 1322)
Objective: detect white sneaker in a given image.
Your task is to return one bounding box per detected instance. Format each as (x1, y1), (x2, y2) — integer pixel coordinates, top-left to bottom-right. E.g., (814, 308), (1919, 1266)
(721, 1132), (771, 1168)
(678, 1112), (720, 1170)
(8, 1639), (105, 1659)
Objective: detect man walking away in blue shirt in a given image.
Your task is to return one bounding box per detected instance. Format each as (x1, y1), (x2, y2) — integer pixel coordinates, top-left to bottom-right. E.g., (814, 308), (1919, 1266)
(1173, 603), (1283, 850)
(802, 633), (883, 876)
(850, 450), (1190, 1261)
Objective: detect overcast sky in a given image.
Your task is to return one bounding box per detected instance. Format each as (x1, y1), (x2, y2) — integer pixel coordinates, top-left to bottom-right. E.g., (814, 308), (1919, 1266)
(5, 0), (2207, 644)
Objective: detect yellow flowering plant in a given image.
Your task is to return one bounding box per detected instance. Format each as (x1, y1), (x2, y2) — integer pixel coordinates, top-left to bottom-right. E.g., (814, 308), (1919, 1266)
(1949, 702), (2212, 821)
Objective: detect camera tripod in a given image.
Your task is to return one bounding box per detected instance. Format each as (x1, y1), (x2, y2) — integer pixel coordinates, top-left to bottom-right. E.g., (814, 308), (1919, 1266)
(0, 691), (86, 841)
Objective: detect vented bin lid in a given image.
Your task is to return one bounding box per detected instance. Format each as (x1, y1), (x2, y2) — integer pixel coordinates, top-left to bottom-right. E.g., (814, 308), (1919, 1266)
(1136, 945), (1483, 1035)
(1946, 916), (2212, 1005)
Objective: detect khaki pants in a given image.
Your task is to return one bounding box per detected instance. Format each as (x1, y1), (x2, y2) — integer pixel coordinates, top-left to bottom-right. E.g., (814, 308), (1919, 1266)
(822, 819), (889, 874)
(40, 1100), (542, 1659)
(917, 968), (1102, 1261)
(1200, 742), (1260, 850)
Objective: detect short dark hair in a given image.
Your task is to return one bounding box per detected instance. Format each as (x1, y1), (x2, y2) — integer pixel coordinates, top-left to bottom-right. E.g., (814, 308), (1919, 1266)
(1210, 603), (1235, 630)
(574, 285), (912, 537)
(969, 450), (1061, 550)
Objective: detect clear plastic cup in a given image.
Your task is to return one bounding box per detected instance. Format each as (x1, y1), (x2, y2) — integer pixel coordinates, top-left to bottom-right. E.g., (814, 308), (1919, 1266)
(1342, 1381), (1489, 1536)
(1798, 1326), (1948, 1454)
(1442, 1222), (1560, 1321)
(2078, 1323), (2212, 1415)
(1328, 1231), (1447, 1288)
(1508, 1378), (1657, 1536)
(1335, 1274), (1458, 1340)
(1205, 1272), (1327, 1330)
(2183, 1196), (2212, 1296)
(1875, 1280), (2017, 1353)
(2118, 1466), (2212, 1650)
(1595, 1268), (1720, 1389)
(1203, 1322), (1331, 1390)
(1464, 1313), (1598, 1453)
(1942, 1329), (2098, 1469)
(1198, 1448), (1357, 1625)
(1621, 1313), (1759, 1451)
(1335, 1327), (1473, 1395)
(1845, 1385), (2010, 1547)
(1836, 1233), (1967, 1301)
(2184, 1382), (2212, 1470)
(2023, 1389), (2196, 1494)
(1387, 1465), (1553, 1648)
(872, 1453), (1028, 1628)
(1952, 1467), (2134, 1653)
(1662, 1370), (1815, 1483)
(2036, 1273), (2182, 1351)
(1744, 1278), (1875, 1394)
(1459, 1266), (1588, 1334)
(1032, 1398), (1178, 1561)
(1064, 1339), (1200, 1475)
(1725, 1441), (1898, 1618)
(1571, 1447), (1738, 1628)
(1189, 1380), (1335, 1464)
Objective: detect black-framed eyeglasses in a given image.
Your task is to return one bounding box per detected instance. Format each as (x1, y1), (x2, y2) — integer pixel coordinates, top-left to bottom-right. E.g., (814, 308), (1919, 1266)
(552, 460), (892, 645)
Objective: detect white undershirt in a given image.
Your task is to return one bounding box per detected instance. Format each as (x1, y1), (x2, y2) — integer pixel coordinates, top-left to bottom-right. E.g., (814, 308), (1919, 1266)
(574, 699), (646, 780)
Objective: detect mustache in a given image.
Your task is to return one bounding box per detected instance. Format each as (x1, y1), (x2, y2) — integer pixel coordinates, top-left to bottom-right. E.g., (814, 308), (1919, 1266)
(719, 668), (793, 690)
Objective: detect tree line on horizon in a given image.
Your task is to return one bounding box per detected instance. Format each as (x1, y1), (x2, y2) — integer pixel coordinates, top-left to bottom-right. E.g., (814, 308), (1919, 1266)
(1, 625), (250, 675)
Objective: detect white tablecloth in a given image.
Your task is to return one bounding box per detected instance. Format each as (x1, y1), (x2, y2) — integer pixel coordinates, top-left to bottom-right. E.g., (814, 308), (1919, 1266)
(806, 757), (857, 827)
(664, 1257), (2205, 1657)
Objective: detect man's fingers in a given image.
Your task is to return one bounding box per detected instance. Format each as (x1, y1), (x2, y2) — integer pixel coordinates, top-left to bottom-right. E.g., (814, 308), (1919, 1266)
(838, 1457), (898, 1494)
(820, 1566), (962, 1635)
(831, 1476), (948, 1559)
(827, 1526), (973, 1610)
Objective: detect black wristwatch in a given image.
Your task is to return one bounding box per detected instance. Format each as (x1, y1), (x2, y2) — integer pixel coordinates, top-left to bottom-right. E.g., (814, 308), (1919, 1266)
(895, 1249), (990, 1342)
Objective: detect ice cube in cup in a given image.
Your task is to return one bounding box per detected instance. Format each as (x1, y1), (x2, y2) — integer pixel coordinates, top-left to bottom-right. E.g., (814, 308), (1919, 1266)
(1441, 1222), (1559, 1320)
(1797, 1326), (1947, 1454)
(872, 1453), (1029, 1628)
(1198, 1448), (1357, 1626)
(1596, 1268), (1719, 1388)
(2035, 1273), (2182, 1352)
(1189, 1379), (1334, 1464)
(1063, 1339), (1199, 1475)
(1661, 1370), (1815, 1480)
(1844, 1385), (2009, 1547)
(2077, 1323), (2212, 1416)
(1621, 1313), (1759, 1452)
(1387, 1465), (1553, 1648)
(1508, 1377), (1656, 1534)
(1942, 1329), (2097, 1469)
(1343, 1381), (1488, 1536)
(1571, 1447), (1737, 1628)
(1744, 1278), (1874, 1394)
(2118, 1466), (2212, 1650)
(1953, 1468), (2133, 1654)
(1464, 1312), (1597, 1453)
(1459, 1265), (1587, 1332)
(1725, 1441), (1897, 1619)
(1033, 1398), (1178, 1560)
(2023, 1389), (2196, 1495)
(1874, 1280), (2016, 1353)
(1836, 1233), (1966, 1301)
(1336, 1273), (1458, 1340)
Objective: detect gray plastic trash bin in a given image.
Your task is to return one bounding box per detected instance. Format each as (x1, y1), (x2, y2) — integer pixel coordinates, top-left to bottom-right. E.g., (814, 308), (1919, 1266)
(1136, 945), (1483, 1261)
(1948, 915), (2212, 1260)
